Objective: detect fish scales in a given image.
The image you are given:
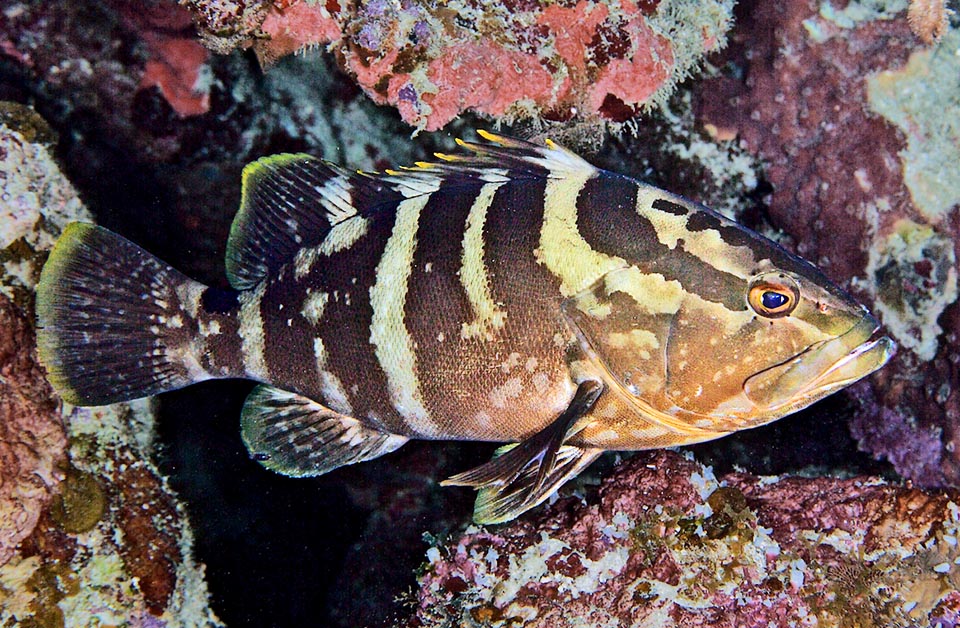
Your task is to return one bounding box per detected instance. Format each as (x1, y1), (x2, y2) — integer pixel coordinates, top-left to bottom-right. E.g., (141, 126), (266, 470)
(249, 162), (576, 441)
(35, 132), (895, 524)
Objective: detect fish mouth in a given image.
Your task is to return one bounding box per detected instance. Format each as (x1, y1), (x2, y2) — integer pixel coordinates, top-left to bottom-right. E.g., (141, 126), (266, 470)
(742, 312), (896, 411)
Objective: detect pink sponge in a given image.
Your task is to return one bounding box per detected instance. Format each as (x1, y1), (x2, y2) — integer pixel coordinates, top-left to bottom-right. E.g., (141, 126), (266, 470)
(188, 0), (733, 130)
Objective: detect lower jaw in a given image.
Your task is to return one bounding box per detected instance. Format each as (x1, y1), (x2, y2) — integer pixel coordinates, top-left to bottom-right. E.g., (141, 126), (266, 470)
(743, 316), (894, 411)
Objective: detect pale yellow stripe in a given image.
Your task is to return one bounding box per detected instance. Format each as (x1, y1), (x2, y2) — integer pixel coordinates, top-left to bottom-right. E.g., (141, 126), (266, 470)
(312, 336), (354, 416)
(534, 170), (626, 297)
(320, 216), (370, 255)
(237, 282), (268, 380)
(294, 216), (370, 281)
(459, 181), (507, 340)
(638, 186), (754, 279)
(300, 290), (329, 325)
(602, 267), (684, 315)
(369, 195), (440, 435)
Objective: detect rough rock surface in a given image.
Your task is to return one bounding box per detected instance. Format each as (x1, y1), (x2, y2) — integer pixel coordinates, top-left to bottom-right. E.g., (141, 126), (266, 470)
(409, 450), (960, 627)
(0, 296), (67, 567)
(184, 0), (735, 131)
(0, 104), (220, 627)
(697, 1), (960, 487)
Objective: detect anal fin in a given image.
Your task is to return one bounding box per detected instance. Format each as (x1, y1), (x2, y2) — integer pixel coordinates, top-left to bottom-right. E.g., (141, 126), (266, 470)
(241, 385), (408, 477)
(442, 380), (604, 524)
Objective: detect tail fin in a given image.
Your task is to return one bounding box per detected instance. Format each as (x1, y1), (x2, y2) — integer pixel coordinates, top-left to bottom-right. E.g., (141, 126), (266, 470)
(36, 223), (211, 406)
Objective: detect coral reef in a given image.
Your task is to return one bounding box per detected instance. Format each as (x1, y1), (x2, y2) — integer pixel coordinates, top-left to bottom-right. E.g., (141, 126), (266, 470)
(0, 0), (431, 281)
(126, 2), (213, 117)
(0, 104), (221, 626)
(697, 2), (960, 486)
(409, 450), (960, 627)
(185, 0), (735, 131)
(0, 103), (87, 306)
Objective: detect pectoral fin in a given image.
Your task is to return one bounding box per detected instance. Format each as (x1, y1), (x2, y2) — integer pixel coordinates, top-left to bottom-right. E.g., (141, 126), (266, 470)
(442, 381), (604, 524)
(241, 385), (408, 477)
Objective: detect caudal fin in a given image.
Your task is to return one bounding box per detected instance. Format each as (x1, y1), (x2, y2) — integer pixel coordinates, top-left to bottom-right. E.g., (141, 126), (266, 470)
(36, 223), (211, 406)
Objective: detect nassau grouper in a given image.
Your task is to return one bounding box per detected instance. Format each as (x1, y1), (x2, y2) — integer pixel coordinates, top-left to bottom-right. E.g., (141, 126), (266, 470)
(36, 132), (895, 523)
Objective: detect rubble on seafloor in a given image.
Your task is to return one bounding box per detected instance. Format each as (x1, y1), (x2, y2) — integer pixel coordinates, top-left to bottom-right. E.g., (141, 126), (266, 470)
(0, 103), (221, 627)
(407, 450), (960, 628)
(183, 0), (736, 131)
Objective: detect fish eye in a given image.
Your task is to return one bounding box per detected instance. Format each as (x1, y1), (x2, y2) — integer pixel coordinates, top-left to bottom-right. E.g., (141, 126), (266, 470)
(747, 274), (799, 318)
(761, 291), (788, 309)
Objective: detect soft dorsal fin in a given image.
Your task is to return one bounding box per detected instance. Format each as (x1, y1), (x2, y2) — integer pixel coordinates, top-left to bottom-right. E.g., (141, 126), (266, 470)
(225, 153), (403, 290)
(225, 132), (596, 290)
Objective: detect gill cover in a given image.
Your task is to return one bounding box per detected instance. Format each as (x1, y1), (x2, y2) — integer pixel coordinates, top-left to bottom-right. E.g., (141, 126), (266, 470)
(560, 265), (776, 420)
(561, 266), (894, 428)
(561, 266), (674, 401)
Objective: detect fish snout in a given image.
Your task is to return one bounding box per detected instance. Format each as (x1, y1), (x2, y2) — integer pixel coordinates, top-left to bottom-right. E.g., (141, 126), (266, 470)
(742, 311), (895, 411)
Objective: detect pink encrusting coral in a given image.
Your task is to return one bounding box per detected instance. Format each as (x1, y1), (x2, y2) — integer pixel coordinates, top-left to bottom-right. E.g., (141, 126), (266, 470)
(120, 2), (212, 117)
(186, 0), (734, 130)
(408, 451), (960, 627)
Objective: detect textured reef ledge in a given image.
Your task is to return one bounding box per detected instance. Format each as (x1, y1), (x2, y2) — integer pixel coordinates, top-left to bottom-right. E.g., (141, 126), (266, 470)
(183, 0), (735, 130)
(0, 104), (220, 627)
(697, 1), (960, 488)
(408, 450), (960, 627)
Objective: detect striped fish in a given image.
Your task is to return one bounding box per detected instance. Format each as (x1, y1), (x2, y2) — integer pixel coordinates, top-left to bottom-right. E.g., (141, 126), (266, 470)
(36, 132), (894, 524)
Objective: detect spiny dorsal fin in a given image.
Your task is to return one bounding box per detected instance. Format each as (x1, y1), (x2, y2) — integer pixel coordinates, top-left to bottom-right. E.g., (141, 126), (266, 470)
(431, 130), (594, 181)
(225, 133), (595, 290)
(241, 385), (408, 477)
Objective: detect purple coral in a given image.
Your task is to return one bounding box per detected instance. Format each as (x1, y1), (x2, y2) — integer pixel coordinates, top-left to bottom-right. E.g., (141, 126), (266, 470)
(407, 451), (960, 627)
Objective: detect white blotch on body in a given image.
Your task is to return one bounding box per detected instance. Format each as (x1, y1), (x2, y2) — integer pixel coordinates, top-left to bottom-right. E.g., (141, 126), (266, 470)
(489, 377), (524, 409)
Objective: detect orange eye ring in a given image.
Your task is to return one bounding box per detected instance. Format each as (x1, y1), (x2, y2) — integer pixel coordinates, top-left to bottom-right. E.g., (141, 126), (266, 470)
(747, 274), (799, 318)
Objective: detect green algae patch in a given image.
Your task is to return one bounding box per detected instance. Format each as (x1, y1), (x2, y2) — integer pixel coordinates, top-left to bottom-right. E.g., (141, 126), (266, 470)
(867, 27), (960, 223)
(50, 467), (106, 534)
(0, 101), (57, 146)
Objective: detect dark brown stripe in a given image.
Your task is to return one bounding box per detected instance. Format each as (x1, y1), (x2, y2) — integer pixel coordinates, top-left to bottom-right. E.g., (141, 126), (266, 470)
(261, 277), (324, 398)
(576, 173), (747, 312)
(403, 185), (481, 429)
(652, 198), (689, 216)
(197, 288), (245, 378)
(683, 209), (757, 250)
(484, 176), (567, 354)
(300, 209), (410, 433)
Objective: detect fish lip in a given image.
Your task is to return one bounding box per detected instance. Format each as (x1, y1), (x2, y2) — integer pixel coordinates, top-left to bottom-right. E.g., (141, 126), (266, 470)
(813, 322), (895, 386)
(742, 312), (896, 411)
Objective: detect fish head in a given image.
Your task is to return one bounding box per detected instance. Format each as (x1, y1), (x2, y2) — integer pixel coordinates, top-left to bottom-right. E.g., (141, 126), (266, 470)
(721, 271), (896, 424)
(562, 260), (895, 434)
